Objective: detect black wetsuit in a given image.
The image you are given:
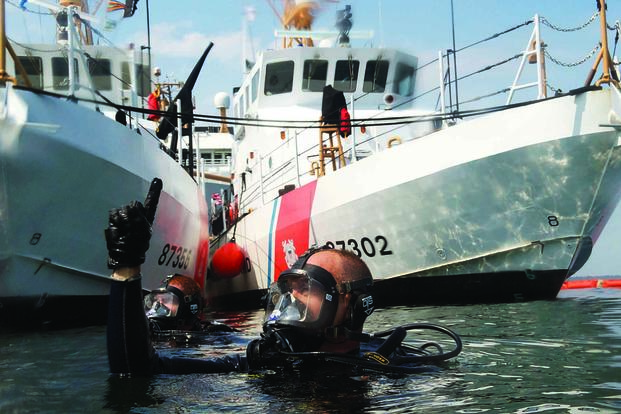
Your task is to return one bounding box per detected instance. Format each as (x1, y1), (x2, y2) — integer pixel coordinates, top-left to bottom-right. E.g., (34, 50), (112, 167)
(107, 277), (248, 375)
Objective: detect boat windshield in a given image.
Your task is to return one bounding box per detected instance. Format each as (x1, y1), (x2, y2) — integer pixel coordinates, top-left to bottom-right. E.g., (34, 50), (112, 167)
(334, 59), (359, 92)
(15, 56), (43, 89)
(302, 60), (328, 92)
(363, 60), (389, 93)
(265, 61), (295, 95)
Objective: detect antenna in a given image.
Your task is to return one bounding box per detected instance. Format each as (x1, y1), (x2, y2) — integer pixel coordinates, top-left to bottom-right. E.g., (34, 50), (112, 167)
(336, 4), (353, 46)
(242, 6), (256, 73)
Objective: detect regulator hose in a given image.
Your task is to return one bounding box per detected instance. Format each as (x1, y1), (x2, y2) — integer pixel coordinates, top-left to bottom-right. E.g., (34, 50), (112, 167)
(371, 323), (463, 364)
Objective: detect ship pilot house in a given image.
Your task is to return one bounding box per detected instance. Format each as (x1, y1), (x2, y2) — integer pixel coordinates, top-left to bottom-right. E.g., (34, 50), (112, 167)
(231, 38), (419, 200)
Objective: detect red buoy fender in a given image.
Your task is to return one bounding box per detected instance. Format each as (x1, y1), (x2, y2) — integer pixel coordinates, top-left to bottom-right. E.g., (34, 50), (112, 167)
(210, 242), (246, 279)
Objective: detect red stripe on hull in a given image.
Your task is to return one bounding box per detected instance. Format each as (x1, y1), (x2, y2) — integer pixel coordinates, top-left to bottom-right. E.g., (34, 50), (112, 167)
(273, 181), (318, 279)
(194, 188), (210, 291)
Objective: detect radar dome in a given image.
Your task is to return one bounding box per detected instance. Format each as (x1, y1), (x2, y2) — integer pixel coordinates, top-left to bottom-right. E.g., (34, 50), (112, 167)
(214, 92), (231, 109)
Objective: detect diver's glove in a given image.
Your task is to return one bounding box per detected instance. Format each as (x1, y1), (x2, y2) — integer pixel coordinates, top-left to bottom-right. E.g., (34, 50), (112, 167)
(105, 179), (162, 269)
(246, 338), (270, 371)
(246, 335), (288, 371)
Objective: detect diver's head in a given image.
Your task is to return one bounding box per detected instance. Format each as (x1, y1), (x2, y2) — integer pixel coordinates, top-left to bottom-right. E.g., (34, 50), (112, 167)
(144, 274), (203, 331)
(264, 246), (374, 352)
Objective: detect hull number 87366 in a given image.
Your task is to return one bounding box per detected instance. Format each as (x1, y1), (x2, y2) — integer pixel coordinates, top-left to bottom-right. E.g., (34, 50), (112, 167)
(157, 243), (192, 270)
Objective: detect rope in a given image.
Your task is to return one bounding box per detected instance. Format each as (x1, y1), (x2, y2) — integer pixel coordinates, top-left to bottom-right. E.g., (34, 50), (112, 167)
(413, 20), (532, 80)
(82, 52), (133, 89)
(6, 36), (63, 53)
(449, 88), (511, 107)
(230, 179), (245, 242)
(455, 54), (522, 82)
(456, 20), (533, 53)
(13, 82), (562, 132)
(391, 53), (521, 112)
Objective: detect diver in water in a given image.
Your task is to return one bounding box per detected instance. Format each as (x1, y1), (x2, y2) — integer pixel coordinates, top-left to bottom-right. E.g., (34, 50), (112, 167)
(106, 179), (462, 376)
(144, 274), (235, 339)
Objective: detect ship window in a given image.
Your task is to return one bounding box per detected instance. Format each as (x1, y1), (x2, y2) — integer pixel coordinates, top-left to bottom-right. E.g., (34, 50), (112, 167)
(363, 60), (389, 93)
(15, 56), (43, 89)
(52, 57), (79, 90)
(135, 64), (150, 97)
(121, 62), (131, 90)
(88, 58), (112, 90)
(251, 71), (259, 102)
(302, 59), (328, 92)
(393, 62), (415, 96)
(264, 60), (294, 95)
(334, 59), (359, 92)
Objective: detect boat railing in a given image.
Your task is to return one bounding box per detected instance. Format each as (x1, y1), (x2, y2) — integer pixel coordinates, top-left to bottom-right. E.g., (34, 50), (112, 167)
(413, 7), (617, 119)
(197, 158), (231, 178)
(238, 117), (397, 209)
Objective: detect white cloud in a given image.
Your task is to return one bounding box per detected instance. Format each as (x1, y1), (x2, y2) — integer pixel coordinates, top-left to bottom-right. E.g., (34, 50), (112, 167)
(132, 22), (243, 65)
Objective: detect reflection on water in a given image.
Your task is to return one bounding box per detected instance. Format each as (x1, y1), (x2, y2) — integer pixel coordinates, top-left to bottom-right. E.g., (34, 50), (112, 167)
(0, 289), (620, 413)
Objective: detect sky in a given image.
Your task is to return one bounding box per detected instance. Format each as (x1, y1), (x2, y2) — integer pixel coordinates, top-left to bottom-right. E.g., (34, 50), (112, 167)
(6, 0), (621, 276)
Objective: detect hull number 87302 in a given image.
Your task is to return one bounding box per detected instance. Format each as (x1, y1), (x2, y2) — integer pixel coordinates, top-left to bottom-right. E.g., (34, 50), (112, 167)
(324, 235), (393, 258)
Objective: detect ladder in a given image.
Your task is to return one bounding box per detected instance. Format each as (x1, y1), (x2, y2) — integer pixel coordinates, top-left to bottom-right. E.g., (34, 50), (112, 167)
(317, 118), (346, 176)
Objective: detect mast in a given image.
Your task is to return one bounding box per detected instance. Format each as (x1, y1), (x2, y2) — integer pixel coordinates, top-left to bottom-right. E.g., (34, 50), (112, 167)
(585, 0), (619, 86)
(0, 0), (29, 86)
(0, 0), (10, 84)
(78, 0), (94, 45)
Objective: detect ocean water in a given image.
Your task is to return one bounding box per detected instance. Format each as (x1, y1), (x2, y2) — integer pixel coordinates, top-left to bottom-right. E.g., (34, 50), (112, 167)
(0, 287), (620, 413)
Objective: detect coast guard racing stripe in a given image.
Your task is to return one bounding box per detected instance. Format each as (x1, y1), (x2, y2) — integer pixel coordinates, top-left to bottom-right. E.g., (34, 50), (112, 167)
(273, 180), (318, 280)
(194, 188), (210, 290)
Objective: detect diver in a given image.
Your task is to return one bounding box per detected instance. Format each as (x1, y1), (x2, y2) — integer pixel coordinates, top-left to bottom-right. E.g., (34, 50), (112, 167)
(144, 274), (236, 341)
(106, 178), (462, 376)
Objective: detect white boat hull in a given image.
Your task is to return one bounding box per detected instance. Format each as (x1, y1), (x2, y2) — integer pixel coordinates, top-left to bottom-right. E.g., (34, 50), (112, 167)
(207, 88), (621, 308)
(0, 86), (210, 324)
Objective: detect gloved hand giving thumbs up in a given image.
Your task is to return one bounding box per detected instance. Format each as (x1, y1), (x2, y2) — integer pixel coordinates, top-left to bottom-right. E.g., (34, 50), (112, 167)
(105, 178), (162, 269)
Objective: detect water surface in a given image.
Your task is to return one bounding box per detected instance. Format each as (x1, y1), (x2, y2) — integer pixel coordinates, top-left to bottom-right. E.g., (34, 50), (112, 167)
(1, 288), (620, 413)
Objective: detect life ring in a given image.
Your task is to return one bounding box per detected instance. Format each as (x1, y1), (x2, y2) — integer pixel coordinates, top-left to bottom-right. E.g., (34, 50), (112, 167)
(387, 136), (402, 148)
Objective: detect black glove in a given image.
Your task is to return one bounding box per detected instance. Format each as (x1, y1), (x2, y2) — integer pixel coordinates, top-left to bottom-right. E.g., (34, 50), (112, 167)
(105, 178), (162, 269)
